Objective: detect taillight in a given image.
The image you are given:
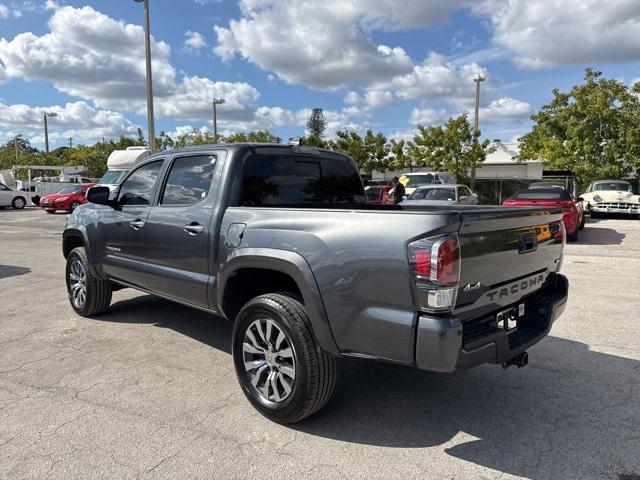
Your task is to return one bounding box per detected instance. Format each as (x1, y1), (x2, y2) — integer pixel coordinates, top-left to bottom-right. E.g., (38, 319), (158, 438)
(408, 234), (460, 312)
(561, 202), (574, 213)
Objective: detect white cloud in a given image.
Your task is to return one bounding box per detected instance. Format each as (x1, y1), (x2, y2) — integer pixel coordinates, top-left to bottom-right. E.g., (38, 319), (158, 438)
(183, 30), (208, 54)
(478, 97), (532, 122)
(471, 0), (640, 69)
(0, 4), (9, 18)
(0, 101), (140, 145)
(409, 106), (447, 126)
(213, 1), (463, 89)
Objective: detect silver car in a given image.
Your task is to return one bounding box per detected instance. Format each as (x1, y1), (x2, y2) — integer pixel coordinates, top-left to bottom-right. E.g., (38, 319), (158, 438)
(0, 182), (29, 209)
(402, 184), (479, 206)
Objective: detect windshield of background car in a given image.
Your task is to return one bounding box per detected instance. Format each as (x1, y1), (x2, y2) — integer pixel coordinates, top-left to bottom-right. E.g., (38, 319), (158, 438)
(592, 182), (632, 192)
(402, 174), (434, 188)
(365, 187), (381, 202)
(57, 185), (82, 194)
(409, 187), (456, 201)
(99, 170), (127, 185)
(512, 189), (571, 200)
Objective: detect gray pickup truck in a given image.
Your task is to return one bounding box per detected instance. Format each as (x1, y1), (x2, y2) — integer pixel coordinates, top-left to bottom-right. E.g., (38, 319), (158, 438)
(63, 144), (568, 423)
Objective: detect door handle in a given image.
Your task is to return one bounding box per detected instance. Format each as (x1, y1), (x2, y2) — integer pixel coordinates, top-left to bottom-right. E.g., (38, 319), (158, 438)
(183, 223), (205, 235)
(129, 220), (145, 230)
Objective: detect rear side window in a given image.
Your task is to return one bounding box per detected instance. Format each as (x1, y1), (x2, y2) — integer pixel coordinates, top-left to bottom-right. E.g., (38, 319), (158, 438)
(118, 161), (163, 206)
(239, 154), (365, 207)
(161, 155), (216, 206)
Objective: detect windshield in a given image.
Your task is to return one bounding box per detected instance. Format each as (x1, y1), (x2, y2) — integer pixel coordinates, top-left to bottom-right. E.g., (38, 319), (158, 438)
(409, 187), (456, 201)
(57, 185), (82, 194)
(592, 182), (632, 192)
(99, 170), (127, 185)
(402, 174), (434, 188)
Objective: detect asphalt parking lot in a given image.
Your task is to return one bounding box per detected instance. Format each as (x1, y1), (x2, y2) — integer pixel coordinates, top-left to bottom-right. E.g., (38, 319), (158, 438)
(1, 208), (639, 480)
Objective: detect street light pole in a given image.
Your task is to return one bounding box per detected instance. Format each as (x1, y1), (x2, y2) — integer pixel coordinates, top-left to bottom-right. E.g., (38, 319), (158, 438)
(470, 73), (486, 190)
(135, 0), (156, 152)
(43, 112), (57, 154)
(212, 98), (225, 142)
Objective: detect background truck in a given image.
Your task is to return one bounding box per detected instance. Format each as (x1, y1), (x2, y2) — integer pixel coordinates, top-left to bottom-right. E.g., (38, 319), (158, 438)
(97, 146), (150, 190)
(62, 143), (569, 423)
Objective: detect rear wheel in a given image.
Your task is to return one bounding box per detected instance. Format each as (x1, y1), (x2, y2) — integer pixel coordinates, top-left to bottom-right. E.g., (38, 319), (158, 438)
(65, 247), (112, 316)
(68, 201), (81, 213)
(232, 293), (337, 424)
(45, 209), (55, 214)
(567, 227), (579, 242)
(578, 213), (585, 230)
(12, 197), (26, 209)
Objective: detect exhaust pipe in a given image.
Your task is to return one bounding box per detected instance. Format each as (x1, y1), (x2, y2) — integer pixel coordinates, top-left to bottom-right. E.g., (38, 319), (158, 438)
(502, 352), (528, 369)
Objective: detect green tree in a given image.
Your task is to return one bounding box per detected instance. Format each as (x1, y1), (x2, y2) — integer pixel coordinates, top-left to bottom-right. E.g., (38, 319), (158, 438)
(226, 130), (282, 144)
(388, 139), (409, 171)
(520, 68), (640, 186)
(304, 108), (327, 147)
(408, 114), (495, 182)
(333, 129), (390, 174)
(172, 129), (217, 148)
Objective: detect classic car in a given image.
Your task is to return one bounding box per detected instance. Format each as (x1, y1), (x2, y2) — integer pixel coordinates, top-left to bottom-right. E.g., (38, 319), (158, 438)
(581, 180), (639, 218)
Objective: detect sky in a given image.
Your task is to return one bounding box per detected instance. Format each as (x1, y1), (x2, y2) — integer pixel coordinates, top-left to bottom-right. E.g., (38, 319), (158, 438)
(1, 0), (639, 150)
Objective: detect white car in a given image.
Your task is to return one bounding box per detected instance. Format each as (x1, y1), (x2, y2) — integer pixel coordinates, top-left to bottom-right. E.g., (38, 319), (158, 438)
(401, 184), (479, 206)
(581, 180), (640, 218)
(0, 182), (29, 210)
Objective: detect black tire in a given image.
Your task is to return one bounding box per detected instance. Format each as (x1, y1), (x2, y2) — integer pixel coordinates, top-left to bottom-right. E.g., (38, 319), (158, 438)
(578, 213), (585, 230)
(567, 227), (579, 242)
(65, 247), (112, 316)
(69, 201), (80, 213)
(232, 293), (337, 424)
(45, 209), (55, 214)
(12, 196), (26, 209)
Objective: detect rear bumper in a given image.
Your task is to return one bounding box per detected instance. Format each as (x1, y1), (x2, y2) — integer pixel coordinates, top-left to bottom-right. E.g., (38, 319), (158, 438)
(415, 273), (568, 372)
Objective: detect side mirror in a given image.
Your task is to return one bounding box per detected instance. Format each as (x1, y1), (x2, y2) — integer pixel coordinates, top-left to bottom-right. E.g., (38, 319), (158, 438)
(577, 197), (584, 202)
(86, 186), (112, 206)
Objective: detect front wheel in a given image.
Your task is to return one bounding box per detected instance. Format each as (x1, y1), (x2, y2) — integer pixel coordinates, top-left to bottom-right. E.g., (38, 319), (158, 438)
(12, 197), (26, 209)
(232, 293), (337, 424)
(65, 247), (112, 316)
(68, 201), (81, 213)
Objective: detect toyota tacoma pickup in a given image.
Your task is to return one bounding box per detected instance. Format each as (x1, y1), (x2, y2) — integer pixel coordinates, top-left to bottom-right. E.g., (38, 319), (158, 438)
(62, 144), (568, 423)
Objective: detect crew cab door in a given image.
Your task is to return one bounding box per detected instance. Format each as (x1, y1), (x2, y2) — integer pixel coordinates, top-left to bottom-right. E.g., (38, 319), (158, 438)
(98, 159), (164, 288)
(144, 153), (217, 308)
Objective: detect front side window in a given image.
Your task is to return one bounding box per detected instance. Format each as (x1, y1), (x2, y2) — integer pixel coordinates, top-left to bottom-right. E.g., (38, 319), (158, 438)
(365, 187), (381, 202)
(459, 186), (472, 198)
(161, 155), (216, 206)
(239, 154), (365, 207)
(118, 161), (163, 206)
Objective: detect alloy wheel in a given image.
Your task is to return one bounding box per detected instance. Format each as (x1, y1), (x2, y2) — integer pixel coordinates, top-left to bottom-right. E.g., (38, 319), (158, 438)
(242, 318), (296, 403)
(69, 258), (87, 309)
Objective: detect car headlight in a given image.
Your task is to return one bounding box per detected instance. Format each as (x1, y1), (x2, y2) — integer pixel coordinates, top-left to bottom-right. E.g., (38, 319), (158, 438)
(54, 196), (69, 202)
(593, 195), (602, 202)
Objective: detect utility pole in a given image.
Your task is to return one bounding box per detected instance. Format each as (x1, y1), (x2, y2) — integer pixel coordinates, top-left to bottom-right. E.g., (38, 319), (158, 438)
(212, 98), (225, 142)
(135, 0), (156, 151)
(470, 73), (486, 190)
(15, 134), (22, 163)
(43, 112), (57, 154)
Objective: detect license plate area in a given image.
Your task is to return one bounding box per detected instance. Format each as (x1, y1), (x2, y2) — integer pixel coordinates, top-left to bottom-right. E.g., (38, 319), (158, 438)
(497, 303), (524, 332)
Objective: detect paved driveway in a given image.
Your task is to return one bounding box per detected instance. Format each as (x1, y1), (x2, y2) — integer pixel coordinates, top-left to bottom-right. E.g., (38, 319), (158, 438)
(1, 209), (639, 479)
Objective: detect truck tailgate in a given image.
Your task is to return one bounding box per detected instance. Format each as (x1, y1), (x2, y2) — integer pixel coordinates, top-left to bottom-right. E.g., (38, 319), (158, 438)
(454, 206), (564, 321)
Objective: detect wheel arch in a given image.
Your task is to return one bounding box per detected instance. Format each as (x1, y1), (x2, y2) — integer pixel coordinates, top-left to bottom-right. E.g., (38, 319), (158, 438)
(62, 228), (99, 278)
(218, 248), (340, 355)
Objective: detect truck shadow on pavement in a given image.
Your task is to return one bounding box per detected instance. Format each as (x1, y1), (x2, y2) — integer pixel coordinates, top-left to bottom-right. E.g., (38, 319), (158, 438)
(0, 264), (31, 279)
(296, 338), (639, 479)
(98, 295), (638, 479)
(98, 295), (232, 354)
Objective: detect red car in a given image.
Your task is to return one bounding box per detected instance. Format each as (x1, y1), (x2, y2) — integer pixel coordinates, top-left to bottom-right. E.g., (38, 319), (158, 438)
(40, 183), (95, 213)
(365, 185), (392, 205)
(502, 188), (585, 242)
